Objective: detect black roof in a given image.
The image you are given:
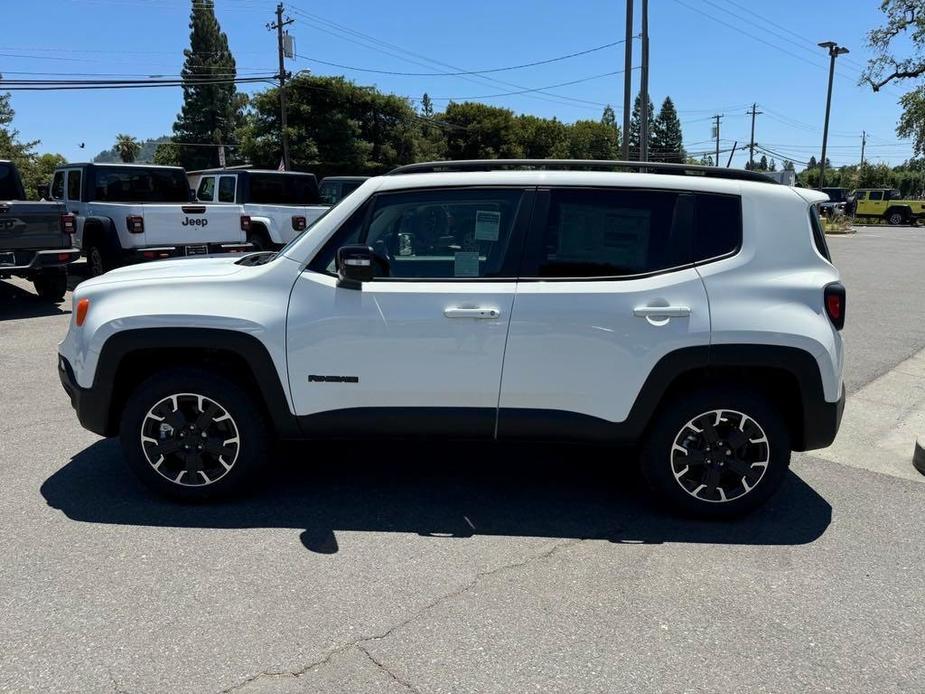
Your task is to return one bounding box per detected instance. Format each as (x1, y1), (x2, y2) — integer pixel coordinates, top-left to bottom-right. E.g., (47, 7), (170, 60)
(321, 176), (370, 182)
(388, 159), (779, 184)
(189, 167), (317, 177)
(56, 162), (185, 171)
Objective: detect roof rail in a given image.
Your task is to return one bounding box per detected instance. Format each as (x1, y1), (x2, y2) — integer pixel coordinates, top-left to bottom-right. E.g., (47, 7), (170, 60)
(387, 159), (778, 184)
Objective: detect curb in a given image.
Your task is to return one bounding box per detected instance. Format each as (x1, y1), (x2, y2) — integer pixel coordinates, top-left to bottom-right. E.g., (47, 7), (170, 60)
(914, 438), (925, 477)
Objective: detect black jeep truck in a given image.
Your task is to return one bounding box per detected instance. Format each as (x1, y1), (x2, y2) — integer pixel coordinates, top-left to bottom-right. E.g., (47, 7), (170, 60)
(0, 160), (80, 301)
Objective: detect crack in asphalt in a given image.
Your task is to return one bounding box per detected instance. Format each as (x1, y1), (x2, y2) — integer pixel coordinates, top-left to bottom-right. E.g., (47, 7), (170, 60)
(356, 642), (423, 693)
(220, 538), (582, 693)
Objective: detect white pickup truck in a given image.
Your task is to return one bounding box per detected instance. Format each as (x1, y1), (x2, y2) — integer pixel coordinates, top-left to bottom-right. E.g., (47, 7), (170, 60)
(50, 163), (251, 276)
(187, 168), (330, 250)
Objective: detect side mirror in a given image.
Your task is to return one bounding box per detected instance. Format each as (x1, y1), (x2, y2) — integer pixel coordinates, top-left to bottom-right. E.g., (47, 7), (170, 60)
(36, 184), (49, 200)
(336, 245), (375, 289)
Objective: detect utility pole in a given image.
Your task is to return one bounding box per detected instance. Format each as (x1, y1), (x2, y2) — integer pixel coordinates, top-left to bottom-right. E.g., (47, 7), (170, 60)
(747, 103), (762, 170)
(639, 0), (650, 162)
(621, 0), (634, 160)
(712, 114), (723, 167)
(861, 130), (867, 167)
(269, 3), (294, 171)
(818, 40), (849, 189)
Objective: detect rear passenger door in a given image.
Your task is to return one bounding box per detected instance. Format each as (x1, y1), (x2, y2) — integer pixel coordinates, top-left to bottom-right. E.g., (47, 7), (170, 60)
(498, 187), (721, 438)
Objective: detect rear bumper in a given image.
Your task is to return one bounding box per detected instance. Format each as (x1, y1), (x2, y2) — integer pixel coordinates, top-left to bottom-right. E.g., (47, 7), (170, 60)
(798, 384), (846, 451)
(0, 248), (81, 273)
(58, 354), (110, 437)
(123, 242), (253, 262)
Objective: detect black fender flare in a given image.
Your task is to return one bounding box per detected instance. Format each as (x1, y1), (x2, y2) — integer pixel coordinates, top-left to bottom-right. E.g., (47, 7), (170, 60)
(81, 216), (122, 253)
(72, 328), (299, 439)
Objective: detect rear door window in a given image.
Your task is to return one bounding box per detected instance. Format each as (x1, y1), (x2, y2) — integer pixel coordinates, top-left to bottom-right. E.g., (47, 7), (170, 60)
(218, 176), (236, 203)
(197, 177), (215, 202)
(869, 191), (884, 201)
(66, 170), (82, 201)
(523, 188), (688, 278)
(50, 171), (65, 200)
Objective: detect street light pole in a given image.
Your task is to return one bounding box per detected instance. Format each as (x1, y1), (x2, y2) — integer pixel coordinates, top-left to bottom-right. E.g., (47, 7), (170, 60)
(818, 41), (849, 189)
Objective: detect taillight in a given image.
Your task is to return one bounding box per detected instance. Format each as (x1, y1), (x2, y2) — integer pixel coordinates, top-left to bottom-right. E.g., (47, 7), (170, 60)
(126, 215), (144, 234)
(824, 282), (846, 330)
(292, 215), (307, 231)
(240, 215), (251, 232)
(75, 298), (90, 327)
(60, 213), (76, 235)
(57, 252), (71, 262)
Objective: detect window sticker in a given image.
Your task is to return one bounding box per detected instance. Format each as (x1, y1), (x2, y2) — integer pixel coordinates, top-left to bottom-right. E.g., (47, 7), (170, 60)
(474, 209), (502, 241)
(454, 251), (480, 277)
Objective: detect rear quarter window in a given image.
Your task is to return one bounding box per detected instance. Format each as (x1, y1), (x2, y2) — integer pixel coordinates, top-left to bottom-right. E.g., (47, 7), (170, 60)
(809, 206), (832, 261)
(692, 193), (742, 262)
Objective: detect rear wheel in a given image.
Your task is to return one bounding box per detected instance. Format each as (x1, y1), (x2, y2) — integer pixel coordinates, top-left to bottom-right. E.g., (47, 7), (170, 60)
(32, 269), (67, 302)
(247, 226), (273, 252)
(86, 244), (109, 277)
(119, 368), (270, 501)
(887, 210), (908, 226)
(640, 386), (791, 518)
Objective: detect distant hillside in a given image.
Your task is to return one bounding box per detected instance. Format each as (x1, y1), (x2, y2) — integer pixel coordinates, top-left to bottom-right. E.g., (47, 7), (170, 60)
(93, 136), (171, 164)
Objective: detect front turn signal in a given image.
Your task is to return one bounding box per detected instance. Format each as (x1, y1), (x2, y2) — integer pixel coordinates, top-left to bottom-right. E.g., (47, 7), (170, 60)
(75, 298), (90, 327)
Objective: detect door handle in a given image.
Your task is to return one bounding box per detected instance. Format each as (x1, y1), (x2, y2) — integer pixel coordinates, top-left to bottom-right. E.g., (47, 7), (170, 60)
(633, 305), (691, 318)
(444, 307), (501, 319)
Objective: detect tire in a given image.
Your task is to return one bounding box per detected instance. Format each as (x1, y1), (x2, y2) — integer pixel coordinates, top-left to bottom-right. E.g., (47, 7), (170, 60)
(247, 227), (272, 252)
(86, 244), (109, 277)
(640, 386), (791, 519)
(887, 210), (908, 226)
(119, 367), (270, 501)
(32, 269), (67, 302)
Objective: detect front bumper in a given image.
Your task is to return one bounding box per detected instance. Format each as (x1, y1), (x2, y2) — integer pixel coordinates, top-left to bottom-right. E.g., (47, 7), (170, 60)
(58, 354), (111, 437)
(0, 248), (81, 273)
(798, 383), (846, 451)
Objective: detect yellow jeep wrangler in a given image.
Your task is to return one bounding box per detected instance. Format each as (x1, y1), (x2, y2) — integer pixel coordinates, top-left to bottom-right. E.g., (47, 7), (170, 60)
(852, 188), (925, 225)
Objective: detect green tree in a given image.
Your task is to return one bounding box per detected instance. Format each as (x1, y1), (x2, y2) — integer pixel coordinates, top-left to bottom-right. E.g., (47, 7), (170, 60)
(567, 119), (619, 159)
(439, 102), (523, 160)
(757, 154), (769, 171)
(239, 74), (422, 175)
(651, 96), (684, 162)
(515, 114), (570, 159)
(115, 134), (141, 163)
(808, 155), (818, 169)
(0, 80), (65, 200)
(629, 94), (655, 160)
(863, 1), (925, 154)
(170, 0), (242, 170)
(783, 159), (796, 171)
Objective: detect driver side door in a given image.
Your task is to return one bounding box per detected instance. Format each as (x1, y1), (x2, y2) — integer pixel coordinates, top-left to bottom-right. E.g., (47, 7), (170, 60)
(286, 186), (534, 438)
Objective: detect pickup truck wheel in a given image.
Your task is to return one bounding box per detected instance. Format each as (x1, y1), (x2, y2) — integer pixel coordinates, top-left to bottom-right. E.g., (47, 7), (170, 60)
(888, 211), (908, 226)
(86, 244), (108, 277)
(32, 269), (67, 302)
(247, 230), (271, 251)
(640, 387), (790, 519)
(119, 368), (269, 501)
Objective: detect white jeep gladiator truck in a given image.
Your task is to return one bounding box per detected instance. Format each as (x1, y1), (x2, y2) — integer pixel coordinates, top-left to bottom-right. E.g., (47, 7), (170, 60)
(59, 159), (845, 518)
(187, 168), (330, 250)
(50, 163), (251, 276)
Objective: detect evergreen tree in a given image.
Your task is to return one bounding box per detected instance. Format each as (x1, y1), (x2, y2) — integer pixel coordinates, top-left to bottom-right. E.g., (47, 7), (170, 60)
(421, 93), (434, 118)
(783, 159), (796, 171)
(758, 154), (769, 171)
(808, 155), (818, 169)
(171, 0), (241, 170)
(652, 97), (684, 162)
(629, 94), (655, 160)
(769, 157), (777, 172)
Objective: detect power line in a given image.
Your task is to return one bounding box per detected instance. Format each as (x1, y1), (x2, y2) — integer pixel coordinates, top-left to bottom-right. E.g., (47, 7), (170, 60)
(294, 38), (631, 77)
(427, 68), (635, 101)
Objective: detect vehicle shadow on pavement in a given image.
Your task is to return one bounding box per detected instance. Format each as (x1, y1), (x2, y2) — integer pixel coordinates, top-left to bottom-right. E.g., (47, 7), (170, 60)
(0, 280), (70, 321)
(42, 439), (832, 553)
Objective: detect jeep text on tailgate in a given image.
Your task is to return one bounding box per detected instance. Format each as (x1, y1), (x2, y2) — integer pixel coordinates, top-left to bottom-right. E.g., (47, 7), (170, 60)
(48, 163), (252, 276)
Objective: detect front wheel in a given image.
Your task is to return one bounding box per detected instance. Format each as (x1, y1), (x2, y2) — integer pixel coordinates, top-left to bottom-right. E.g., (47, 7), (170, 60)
(640, 387), (791, 518)
(119, 367), (270, 501)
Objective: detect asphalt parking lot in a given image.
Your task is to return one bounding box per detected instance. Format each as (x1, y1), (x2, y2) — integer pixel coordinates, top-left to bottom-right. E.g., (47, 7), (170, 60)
(2, 227), (925, 693)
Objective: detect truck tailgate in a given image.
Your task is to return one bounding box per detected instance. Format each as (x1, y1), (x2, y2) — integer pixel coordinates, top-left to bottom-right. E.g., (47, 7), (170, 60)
(140, 204), (246, 247)
(0, 201), (67, 250)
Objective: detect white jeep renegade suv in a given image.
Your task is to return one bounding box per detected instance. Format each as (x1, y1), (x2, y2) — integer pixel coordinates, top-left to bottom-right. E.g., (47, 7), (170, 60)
(58, 160), (845, 517)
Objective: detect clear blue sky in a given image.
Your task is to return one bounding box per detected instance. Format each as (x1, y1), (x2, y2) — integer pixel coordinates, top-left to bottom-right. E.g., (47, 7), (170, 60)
(1, 0), (916, 168)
